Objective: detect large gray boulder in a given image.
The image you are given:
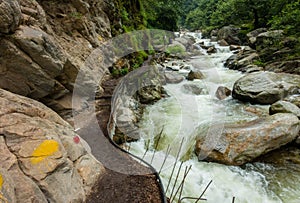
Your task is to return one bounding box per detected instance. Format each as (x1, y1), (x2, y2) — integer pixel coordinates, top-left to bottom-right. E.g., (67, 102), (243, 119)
(232, 72), (300, 104)
(0, 0), (21, 34)
(0, 89), (105, 202)
(195, 113), (300, 165)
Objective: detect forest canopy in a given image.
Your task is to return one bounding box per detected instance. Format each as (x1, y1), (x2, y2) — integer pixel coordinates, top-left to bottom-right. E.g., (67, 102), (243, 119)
(117, 0), (298, 36)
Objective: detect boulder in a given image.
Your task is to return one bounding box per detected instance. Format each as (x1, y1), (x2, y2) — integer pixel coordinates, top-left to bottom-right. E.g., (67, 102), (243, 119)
(164, 72), (184, 84)
(207, 46), (217, 54)
(219, 39), (229, 46)
(195, 113), (300, 165)
(270, 101), (300, 118)
(232, 72), (300, 104)
(255, 30), (284, 51)
(174, 36), (194, 49)
(187, 70), (205, 81)
(215, 86), (232, 100)
(229, 45), (241, 51)
(217, 26), (241, 45)
(181, 84), (203, 95)
(246, 28), (268, 47)
(0, 89), (105, 202)
(0, 0), (21, 34)
(284, 95), (300, 108)
(225, 47), (258, 71)
(167, 42), (186, 52)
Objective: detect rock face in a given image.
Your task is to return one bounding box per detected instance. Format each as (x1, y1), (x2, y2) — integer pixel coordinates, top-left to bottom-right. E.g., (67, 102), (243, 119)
(0, 0), (111, 122)
(195, 113), (300, 165)
(0, 89), (105, 202)
(0, 0), (21, 34)
(270, 101), (300, 118)
(232, 72), (300, 104)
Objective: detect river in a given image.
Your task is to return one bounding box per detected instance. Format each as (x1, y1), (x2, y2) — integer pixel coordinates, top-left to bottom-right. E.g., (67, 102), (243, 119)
(125, 33), (300, 203)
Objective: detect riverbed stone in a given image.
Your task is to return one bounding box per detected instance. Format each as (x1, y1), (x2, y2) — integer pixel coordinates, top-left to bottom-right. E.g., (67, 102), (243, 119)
(181, 84), (203, 95)
(195, 113), (300, 165)
(215, 86), (232, 100)
(270, 101), (300, 118)
(232, 72), (300, 104)
(187, 70), (205, 81)
(164, 72), (184, 84)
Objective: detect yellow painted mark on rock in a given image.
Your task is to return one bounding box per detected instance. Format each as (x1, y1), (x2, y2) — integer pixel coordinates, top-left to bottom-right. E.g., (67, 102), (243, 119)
(0, 173), (3, 190)
(31, 140), (59, 164)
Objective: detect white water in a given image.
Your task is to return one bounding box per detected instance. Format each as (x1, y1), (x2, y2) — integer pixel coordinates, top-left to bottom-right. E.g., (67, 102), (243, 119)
(127, 34), (300, 203)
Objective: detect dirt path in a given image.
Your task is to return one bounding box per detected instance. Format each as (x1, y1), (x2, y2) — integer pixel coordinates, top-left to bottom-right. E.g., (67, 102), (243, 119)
(77, 78), (166, 203)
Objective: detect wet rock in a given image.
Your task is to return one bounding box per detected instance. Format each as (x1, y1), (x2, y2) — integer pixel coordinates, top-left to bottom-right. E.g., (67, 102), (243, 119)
(0, 88), (105, 202)
(195, 113), (300, 165)
(181, 84), (203, 95)
(270, 101), (300, 118)
(207, 46), (217, 54)
(164, 72), (184, 84)
(0, 0), (21, 34)
(215, 86), (231, 100)
(232, 72), (300, 104)
(187, 70), (205, 81)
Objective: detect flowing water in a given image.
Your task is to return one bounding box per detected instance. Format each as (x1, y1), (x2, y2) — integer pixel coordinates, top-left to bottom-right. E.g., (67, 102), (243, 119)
(127, 33), (300, 203)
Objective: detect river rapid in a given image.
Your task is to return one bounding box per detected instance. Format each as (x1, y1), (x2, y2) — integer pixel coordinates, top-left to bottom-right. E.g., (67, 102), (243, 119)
(128, 33), (300, 203)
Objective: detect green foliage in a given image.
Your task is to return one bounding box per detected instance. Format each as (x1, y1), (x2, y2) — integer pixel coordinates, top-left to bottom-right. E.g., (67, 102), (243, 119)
(253, 60), (265, 67)
(166, 45), (185, 55)
(140, 0), (184, 31)
(182, 0), (300, 35)
(69, 12), (83, 19)
(270, 0), (300, 36)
